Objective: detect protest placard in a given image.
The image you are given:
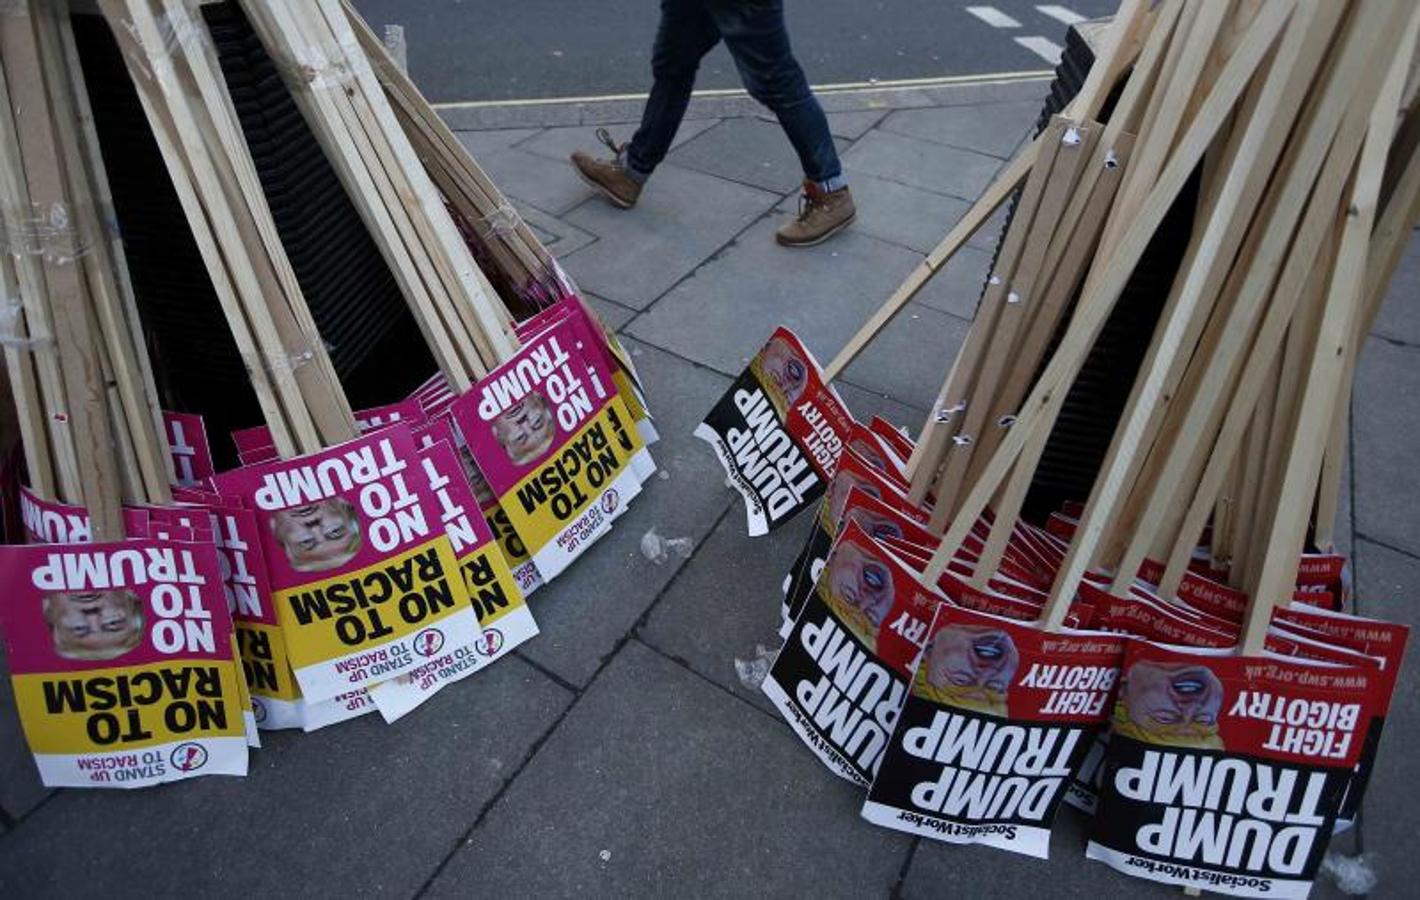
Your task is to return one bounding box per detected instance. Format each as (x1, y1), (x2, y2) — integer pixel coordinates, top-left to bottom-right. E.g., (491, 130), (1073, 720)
(214, 426), (480, 702)
(763, 521), (941, 785)
(369, 438), (537, 722)
(862, 604), (1125, 857)
(696, 327), (854, 535)
(162, 411), (216, 488)
(414, 417), (543, 597)
(0, 538), (248, 788)
(452, 318), (646, 581)
(19, 487), (150, 544)
(780, 452), (931, 638)
(1086, 643), (1384, 898)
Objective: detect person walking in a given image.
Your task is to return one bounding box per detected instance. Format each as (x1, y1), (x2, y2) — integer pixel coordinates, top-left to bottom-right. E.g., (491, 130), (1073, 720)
(571, 0), (855, 247)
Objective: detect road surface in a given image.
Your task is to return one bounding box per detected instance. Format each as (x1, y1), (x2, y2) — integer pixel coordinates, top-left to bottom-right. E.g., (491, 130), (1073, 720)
(348, 0), (1117, 104)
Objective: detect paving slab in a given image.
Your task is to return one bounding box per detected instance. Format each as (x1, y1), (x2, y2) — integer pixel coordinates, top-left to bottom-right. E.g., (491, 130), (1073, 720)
(454, 127), (542, 158)
(804, 172), (971, 257)
(1350, 337), (1420, 556)
(825, 109), (889, 140)
(1372, 233), (1420, 346)
(625, 214), (923, 379)
(426, 640), (912, 898)
(471, 146), (598, 216)
(912, 243), (994, 320)
(0, 657), (571, 897)
(516, 339), (737, 688)
(879, 99), (1042, 159)
(516, 118), (722, 163)
(668, 117), (849, 194)
(842, 129), (1003, 201)
(1348, 537), (1420, 892)
(840, 301), (971, 412)
(515, 202), (597, 258)
(559, 163), (780, 310)
(831, 379), (927, 429)
(639, 500), (816, 716)
(0, 643), (49, 822)
(582, 293), (636, 333)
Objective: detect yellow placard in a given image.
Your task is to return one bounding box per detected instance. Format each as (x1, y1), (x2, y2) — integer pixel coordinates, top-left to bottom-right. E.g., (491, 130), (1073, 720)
(500, 397), (644, 552)
(12, 659), (246, 754)
(235, 621), (301, 701)
(272, 536), (469, 670)
(460, 544), (527, 628)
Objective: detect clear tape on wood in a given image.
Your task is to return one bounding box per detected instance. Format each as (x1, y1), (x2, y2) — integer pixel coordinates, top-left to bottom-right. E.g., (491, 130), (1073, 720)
(0, 291), (52, 350)
(241, 342), (329, 377)
(477, 200), (523, 239)
(1, 201), (91, 265)
(107, 7), (214, 90)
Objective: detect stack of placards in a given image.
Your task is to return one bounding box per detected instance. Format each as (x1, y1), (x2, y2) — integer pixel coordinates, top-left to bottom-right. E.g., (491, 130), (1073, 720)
(0, 0), (659, 788)
(698, 0), (1419, 895)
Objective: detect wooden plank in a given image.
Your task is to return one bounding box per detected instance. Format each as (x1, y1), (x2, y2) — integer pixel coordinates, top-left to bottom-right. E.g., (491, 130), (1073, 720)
(919, 0), (1295, 593)
(305, 0), (514, 368)
(0, 242), (55, 496)
(907, 117), (1072, 512)
(1100, 0), (1360, 595)
(237, 0), (475, 393)
(56, 0), (172, 492)
(1241, 11), (1415, 649)
(1314, 101), (1420, 550)
(162, 0), (356, 446)
(0, 6), (125, 536)
(35, 0), (173, 501)
(98, 0), (302, 458)
(0, 59), (83, 500)
(929, 120), (1097, 530)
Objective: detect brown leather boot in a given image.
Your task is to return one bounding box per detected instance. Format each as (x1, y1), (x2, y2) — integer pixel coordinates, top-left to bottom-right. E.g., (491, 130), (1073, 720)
(776, 181), (856, 247)
(570, 128), (644, 209)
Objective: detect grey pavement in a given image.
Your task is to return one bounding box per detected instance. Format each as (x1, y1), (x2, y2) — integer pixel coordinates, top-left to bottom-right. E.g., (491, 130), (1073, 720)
(3, 76), (1418, 900)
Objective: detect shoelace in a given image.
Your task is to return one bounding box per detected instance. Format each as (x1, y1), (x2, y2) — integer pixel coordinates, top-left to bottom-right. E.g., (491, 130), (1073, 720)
(595, 127), (627, 166)
(796, 190), (826, 221)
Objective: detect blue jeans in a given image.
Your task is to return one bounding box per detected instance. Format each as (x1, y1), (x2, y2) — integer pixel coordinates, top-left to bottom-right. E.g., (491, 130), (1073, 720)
(626, 0), (842, 186)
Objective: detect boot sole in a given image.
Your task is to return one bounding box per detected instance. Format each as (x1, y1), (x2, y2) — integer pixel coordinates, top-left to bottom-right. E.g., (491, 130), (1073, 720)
(775, 211), (857, 248)
(573, 164), (637, 210)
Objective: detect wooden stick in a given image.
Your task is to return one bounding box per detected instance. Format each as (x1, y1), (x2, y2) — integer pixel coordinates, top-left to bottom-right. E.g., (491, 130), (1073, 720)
(931, 121), (1097, 533)
(1313, 101), (1420, 549)
(0, 60), (83, 501)
(0, 243), (55, 497)
(921, 0), (1295, 600)
(1, 6), (125, 536)
(55, 0), (172, 493)
(963, 132), (1136, 487)
(1032, 0), (1323, 617)
(238, 0), (474, 393)
(310, 0), (515, 365)
(907, 117), (1073, 511)
(1104, 0), (1361, 594)
(1241, 11), (1416, 650)
(99, 0), (302, 458)
(161, 0), (356, 446)
(35, 0), (173, 501)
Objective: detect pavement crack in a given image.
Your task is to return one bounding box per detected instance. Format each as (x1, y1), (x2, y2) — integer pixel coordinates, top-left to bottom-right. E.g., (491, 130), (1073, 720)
(1354, 532), (1420, 564)
(889, 836), (920, 899)
(632, 636), (784, 727)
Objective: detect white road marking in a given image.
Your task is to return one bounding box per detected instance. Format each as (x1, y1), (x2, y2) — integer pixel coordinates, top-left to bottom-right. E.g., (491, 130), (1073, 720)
(966, 6), (1023, 29)
(1036, 5), (1088, 26)
(1015, 35), (1065, 63)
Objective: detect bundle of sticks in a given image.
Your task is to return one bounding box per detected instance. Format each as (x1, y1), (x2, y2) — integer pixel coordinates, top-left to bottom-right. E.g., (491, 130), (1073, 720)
(706, 0), (1418, 894)
(0, 0), (655, 785)
(0, 0), (581, 523)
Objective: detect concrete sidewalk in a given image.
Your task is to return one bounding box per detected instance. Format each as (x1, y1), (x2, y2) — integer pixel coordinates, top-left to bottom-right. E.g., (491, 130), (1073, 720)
(3, 77), (1418, 899)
